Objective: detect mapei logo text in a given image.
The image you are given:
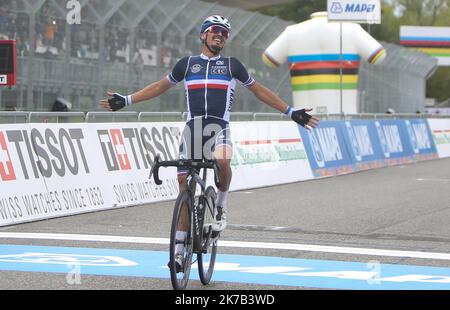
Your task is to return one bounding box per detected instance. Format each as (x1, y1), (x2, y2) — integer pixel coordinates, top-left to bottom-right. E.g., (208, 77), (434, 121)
(97, 127), (181, 172)
(307, 127), (343, 168)
(345, 122), (374, 161)
(0, 128), (90, 182)
(375, 122), (403, 158)
(330, 1), (376, 14)
(405, 120), (432, 154)
(345, 3), (376, 13)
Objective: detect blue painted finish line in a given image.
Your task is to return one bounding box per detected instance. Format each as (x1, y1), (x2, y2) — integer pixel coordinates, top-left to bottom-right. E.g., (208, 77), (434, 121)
(1, 244), (450, 290)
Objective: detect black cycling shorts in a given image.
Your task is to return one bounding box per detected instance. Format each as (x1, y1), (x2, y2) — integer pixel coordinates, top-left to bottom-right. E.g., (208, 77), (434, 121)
(178, 117), (232, 176)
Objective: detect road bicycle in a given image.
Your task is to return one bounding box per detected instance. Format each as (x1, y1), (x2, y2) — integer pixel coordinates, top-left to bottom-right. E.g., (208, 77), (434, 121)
(150, 155), (220, 290)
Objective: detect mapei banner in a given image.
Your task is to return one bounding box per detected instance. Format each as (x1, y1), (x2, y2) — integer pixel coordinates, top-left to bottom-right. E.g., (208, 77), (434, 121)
(342, 120), (385, 171)
(327, 0), (381, 24)
(299, 119), (438, 177)
(374, 119), (438, 164)
(299, 121), (355, 177)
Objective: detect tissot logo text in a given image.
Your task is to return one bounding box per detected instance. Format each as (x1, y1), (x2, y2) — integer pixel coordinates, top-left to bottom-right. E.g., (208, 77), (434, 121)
(0, 132), (16, 181)
(1, 128), (89, 181)
(97, 127), (181, 172)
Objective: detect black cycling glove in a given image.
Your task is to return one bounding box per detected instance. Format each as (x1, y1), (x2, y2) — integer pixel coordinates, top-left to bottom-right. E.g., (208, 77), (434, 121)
(285, 106), (313, 127)
(108, 93), (132, 111)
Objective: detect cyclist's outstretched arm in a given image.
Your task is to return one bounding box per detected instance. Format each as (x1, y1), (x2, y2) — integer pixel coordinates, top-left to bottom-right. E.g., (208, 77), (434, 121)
(100, 77), (173, 111)
(248, 81), (290, 114)
(248, 81), (319, 129)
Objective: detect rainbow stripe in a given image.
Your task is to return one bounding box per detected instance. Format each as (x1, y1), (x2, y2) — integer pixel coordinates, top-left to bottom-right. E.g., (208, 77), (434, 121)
(368, 47), (386, 64)
(400, 36), (450, 47)
(288, 54), (360, 91)
(416, 47), (450, 58)
(262, 51), (280, 68)
(400, 36), (450, 60)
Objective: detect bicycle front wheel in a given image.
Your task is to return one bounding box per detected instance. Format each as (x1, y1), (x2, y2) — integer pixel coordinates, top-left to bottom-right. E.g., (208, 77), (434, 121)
(198, 186), (218, 285)
(169, 190), (193, 290)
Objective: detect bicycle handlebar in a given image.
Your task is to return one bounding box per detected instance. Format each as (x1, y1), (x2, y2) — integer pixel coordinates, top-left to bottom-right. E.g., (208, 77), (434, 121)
(149, 155), (218, 185)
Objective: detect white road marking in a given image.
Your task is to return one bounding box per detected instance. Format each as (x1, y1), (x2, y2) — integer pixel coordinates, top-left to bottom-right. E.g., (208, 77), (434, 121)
(416, 178), (450, 182)
(1, 232), (450, 261)
(0, 252), (138, 266)
(229, 224), (288, 231)
(0, 232), (169, 245)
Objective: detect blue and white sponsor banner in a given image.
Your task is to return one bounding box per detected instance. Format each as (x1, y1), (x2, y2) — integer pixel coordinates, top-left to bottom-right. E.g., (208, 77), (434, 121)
(403, 119), (438, 161)
(341, 120), (386, 171)
(342, 119), (438, 170)
(1, 244), (450, 290)
(373, 120), (415, 166)
(300, 119), (439, 177)
(299, 121), (355, 177)
(374, 119), (438, 165)
(327, 0), (381, 24)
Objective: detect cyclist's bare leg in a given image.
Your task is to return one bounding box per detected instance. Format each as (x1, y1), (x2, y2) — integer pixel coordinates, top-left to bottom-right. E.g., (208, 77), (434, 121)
(214, 144), (233, 191)
(211, 144), (232, 231)
(214, 144), (232, 220)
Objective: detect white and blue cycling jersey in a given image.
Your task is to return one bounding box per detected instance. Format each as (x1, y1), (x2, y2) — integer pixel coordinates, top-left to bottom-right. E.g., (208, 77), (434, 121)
(166, 53), (255, 123)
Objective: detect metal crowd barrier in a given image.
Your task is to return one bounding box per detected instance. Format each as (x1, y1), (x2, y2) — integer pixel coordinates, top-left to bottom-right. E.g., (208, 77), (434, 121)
(85, 111), (139, 123)
(139, 112), (183, 122)
(0, 111), (30, 123)
(28, 112), (86, 123)
(0, 111), (449, 124)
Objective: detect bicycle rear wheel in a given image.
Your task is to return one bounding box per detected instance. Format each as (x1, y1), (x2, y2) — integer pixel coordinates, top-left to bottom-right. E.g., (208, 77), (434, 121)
(169, 190), (193, 290)
(197, 186), (218, 285)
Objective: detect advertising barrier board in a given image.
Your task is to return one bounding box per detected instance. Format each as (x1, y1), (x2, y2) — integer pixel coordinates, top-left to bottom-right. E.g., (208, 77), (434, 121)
(0, 121), (314, 226)
(299, 121), (355, 177)
(341, 120), (386, 171)
(0, 119), (443, 226)
(427, 118), (450, 158)
(230, 122), (313, 190)
(300, 119), (438, 177)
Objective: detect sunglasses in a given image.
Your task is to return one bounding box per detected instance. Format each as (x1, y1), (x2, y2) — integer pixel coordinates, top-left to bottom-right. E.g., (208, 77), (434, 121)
(207, 26), (229, 39)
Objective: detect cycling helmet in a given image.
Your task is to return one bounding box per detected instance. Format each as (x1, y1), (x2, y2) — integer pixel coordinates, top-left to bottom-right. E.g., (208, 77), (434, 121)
(200, 15), (231, 34)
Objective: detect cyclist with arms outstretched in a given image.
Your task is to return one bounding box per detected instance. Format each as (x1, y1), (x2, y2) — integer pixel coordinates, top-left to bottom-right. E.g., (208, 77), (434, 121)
(101, 15), (319, 271)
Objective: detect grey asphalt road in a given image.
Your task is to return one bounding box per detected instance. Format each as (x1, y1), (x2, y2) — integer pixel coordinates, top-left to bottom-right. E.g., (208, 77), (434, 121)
(1, 158), (450, 290)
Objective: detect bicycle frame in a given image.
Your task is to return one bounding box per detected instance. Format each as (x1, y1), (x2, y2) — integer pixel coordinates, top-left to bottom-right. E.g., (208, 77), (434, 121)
(150, 155), (218, 253)
(187, 168), (208, 253)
